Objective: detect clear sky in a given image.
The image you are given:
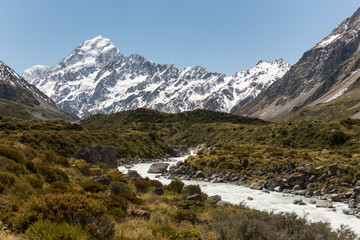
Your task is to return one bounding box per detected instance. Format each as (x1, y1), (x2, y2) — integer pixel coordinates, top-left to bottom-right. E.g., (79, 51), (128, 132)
(0, 0), (359, 75)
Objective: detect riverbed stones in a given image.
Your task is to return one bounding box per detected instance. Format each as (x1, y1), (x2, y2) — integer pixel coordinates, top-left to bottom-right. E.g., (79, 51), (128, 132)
(316, 200), (333, 208)
(309, 200), (316, 204)
(293, 198), (303, 205)
(247, 196), (254, 201)
(265, 178), (283, 191)
(148, 163), (169, 173)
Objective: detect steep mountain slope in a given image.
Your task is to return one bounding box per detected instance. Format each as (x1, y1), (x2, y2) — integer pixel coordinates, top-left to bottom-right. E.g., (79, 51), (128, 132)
(23, 36), (289, 118)
(237, 7), (360, 121)
(0, 61), (78, 120)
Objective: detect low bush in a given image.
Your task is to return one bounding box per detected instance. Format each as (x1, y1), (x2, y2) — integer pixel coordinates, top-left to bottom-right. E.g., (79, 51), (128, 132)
(167, 179), (184, 194)
(173, 210), (198, 224)
(80, 181), (105, 193)
(26, 220), (92, 240)
(110, 181), (133, 196)
(134, 178), (150, 193)
(12, 193), (114, 239)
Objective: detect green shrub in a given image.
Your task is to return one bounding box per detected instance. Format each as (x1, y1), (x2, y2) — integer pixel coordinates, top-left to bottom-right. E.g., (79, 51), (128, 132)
(0, 145), (26, 163)
(13, 193), (114, 239)
(110, 181), (132, 195)
(173, 210), (198, 224)
(50, 181), (69, 190)
(149, 179), (162, 188)
(167, 179), (184, 194)
(182, 184), (201, 196)
(150, 224), (178, 240)
(26, 220), (92, 240)
(134, 178), (150, 193)
(26, 176), (43, 189)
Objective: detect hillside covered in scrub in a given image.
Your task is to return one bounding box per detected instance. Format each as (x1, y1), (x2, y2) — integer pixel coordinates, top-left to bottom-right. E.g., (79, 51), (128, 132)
(0, 109), (359, 239)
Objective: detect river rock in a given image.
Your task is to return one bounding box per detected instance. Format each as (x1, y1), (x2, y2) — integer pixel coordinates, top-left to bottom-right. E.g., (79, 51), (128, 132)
(286, 172), (305, 187)
(356, 212), (360, 219)
(265, 178), (283, 191)
(148, 163), (169, 173)
(348, 199), (357, 208)
(247, 196), (254, 201)
(250, 182), (264, 190)
(324, 194), (340, 202)
(216, 200), (226, 207)
(293, 198), (303, 205)
(208, 195), (221, 202)
(72, 145), (118, 168)
(195, 171), (206, 179)
(92, 176), (110, 185)
(127, 170), (142, 178)
(316, 200), (333, 208)
(274, 186), (282, 192)
(309, 200), (316, 204)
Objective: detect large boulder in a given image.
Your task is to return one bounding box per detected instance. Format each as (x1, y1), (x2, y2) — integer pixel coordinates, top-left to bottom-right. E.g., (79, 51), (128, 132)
(316, 200), (333, 208)
(250, 182), (264, 190)
(127, 170), (142, 178)
(168, 145), (190, 157)
(285, 172), (305, 187)
(148, 163), (170, 173)
(195, 171), (206, 179)
(72, 145), (118, 168)
(265, 178), (283, 191)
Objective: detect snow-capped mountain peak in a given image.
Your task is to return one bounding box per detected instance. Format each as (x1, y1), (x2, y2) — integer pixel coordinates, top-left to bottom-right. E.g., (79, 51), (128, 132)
(23, 36), (290, 118)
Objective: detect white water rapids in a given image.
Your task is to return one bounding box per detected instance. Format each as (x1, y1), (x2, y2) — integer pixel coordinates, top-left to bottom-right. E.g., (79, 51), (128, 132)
(119, 155), (360, 236)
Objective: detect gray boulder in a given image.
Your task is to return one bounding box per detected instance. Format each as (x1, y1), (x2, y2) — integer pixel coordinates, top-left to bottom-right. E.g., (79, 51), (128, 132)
(250, 182), (264, 190)
(328, 163), (338, 176)
(148, 163), (169, 173)
(195, 171), (206, 179)
(127, 170), (142, 178)
(72, 145), (118, 168)
(316, 200), (333, 208)
(216, 200), (226, 207)
(293, 198), (303, 205)
(286, 172), (305, 187)
(186, 193), (202, 201)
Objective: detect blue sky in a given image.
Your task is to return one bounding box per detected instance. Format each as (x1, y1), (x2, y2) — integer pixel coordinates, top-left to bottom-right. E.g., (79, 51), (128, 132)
(1, 0), (359, 75)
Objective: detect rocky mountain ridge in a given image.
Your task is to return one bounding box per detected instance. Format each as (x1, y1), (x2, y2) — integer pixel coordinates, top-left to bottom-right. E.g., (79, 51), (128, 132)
(237, 7), (360, 121)
(23, 36), (290, 118)
(0, 61), (78, 120)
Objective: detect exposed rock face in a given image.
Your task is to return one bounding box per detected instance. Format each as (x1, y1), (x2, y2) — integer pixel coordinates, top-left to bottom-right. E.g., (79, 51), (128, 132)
(237, 7), (360, 121)
(0, 61), (78, 120)
(72, 145), (118, 168)
(23, 36), (289, 119)
(148, 163), (169, 173)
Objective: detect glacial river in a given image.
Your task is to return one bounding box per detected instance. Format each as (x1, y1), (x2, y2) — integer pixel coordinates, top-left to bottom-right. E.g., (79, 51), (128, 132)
(119, 154), (360, 236)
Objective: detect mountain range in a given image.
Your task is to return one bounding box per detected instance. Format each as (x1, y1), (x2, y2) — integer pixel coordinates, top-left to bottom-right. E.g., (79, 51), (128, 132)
(237, 7), (360, 121)
(23, 36), (289, 119)
(0, 61), (78, 120)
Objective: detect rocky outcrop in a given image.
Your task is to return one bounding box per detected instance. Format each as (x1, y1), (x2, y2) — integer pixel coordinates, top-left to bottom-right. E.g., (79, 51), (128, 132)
(148, 163), (170, 173)
(168, 145), (190, 157)
(193, 143), (215, 154)
(72, 145), (118, 168)
(127, 170), (142, 178)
